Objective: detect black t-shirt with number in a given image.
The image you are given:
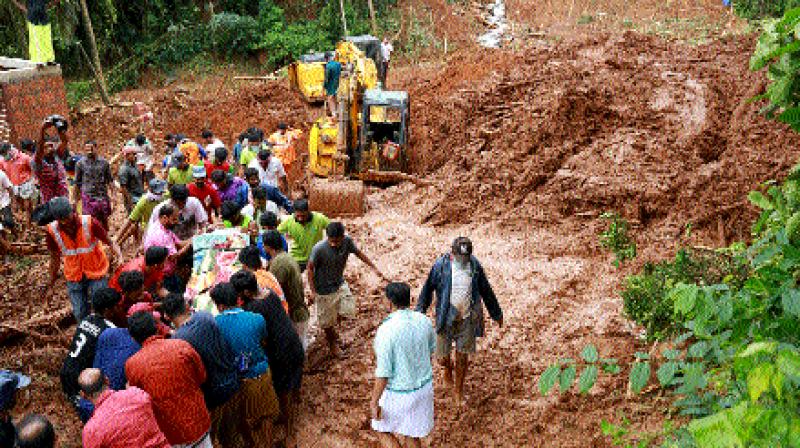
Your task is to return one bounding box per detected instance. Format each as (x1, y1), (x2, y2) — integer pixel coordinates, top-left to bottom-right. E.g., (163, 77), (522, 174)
(59, 314), (112, 397)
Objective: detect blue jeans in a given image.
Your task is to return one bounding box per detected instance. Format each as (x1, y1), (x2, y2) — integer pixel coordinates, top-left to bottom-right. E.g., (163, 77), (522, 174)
(66, 276), (108, 322)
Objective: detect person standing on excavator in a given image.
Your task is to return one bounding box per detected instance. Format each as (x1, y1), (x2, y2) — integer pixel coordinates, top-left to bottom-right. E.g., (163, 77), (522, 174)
(324, 52), (342, 119)
(417, 237), (503, 404)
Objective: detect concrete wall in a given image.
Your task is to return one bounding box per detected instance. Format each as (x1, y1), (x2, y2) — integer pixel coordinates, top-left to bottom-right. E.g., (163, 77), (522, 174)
(0, 57), (68, 145)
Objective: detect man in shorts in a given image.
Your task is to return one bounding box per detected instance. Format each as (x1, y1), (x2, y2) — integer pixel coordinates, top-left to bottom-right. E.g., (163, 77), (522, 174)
(371, 282), (435, 448)
(0, 142), (36, 225)
(307, 222), (386, 357)
(417, 237), (503, 403)
(323, 52), (342, 118)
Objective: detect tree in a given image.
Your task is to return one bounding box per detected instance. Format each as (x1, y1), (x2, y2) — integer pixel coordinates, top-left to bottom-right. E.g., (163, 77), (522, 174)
(78, 0), (110, 104)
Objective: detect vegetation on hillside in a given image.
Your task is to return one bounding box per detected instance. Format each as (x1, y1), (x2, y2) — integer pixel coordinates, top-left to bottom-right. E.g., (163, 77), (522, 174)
(2, 0), (401, 100)
(538, 8), (800, 446)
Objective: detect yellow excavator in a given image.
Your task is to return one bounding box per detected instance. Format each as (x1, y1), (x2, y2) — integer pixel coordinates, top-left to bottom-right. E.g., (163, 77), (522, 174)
(301, 36), (411, 217)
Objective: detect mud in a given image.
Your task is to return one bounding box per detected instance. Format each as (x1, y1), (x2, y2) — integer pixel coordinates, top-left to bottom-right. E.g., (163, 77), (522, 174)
(403, 33), (800, 246)
(1, 3), (798, 447)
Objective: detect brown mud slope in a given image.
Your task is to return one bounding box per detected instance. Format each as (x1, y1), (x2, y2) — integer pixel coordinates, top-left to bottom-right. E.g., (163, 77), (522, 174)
(407, 32), (800, 244)
(70, 79), (316, 152)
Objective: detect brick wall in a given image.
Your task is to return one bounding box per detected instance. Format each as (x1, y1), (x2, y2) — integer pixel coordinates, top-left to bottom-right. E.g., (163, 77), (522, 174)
(1, 72), (68, 145)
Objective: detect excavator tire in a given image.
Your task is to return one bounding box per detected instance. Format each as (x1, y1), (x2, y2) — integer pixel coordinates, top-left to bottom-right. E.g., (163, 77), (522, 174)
(308, 177), (366, 217)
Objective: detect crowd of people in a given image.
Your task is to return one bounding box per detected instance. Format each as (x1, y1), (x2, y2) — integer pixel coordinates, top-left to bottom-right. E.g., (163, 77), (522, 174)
(0, 114), (503, 448)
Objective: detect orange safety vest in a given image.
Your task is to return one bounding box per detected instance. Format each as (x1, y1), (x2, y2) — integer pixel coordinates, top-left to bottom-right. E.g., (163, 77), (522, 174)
(47, 216), (109, 282)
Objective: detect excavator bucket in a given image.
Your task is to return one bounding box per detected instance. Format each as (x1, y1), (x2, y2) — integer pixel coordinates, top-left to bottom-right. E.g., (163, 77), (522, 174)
(308, 177), (366, 217)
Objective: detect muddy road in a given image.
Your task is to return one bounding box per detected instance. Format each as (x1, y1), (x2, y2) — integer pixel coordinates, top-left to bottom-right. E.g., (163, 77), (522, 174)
(1, 1), (797, 446)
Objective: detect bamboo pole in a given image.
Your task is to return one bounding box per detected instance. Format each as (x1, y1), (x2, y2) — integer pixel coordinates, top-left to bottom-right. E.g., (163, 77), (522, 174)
(339, 0), (349, 36)
(78, 0), (110, 104)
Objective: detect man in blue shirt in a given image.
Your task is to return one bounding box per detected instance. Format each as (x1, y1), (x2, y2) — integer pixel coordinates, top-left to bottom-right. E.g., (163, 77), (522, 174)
(324, 52), (342, 118)
(371, 282), (435, 447)
(417, 237), (503, 404)
(210, 282), (280, 446)
(92, 328), (140, 391)
(162, 293), (243, 448)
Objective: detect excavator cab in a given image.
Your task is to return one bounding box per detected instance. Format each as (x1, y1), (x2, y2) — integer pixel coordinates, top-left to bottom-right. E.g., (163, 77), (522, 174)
(354, 88), (410, 174)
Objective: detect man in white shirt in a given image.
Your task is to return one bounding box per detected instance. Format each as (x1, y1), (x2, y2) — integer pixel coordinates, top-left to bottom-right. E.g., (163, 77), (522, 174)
(0, 169), (15, 261)
(248, 149), (288, 194)
(147, 184), (208, 240)
(0, 169), (15, 233)
(200, 129), (224, 153)
(381, 37), (394, 87)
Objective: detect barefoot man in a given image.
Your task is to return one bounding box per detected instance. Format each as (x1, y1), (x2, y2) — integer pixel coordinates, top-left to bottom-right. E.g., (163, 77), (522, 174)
(417, 237), (503, 403)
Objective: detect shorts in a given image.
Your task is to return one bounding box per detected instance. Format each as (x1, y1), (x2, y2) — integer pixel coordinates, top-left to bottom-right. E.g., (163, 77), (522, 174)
(371, 381), (434, 438)
(0, 206), (15, 231)
(435, 314), (476, 357)
(316, 282), (355, 329)
(16, 180), (38, 201)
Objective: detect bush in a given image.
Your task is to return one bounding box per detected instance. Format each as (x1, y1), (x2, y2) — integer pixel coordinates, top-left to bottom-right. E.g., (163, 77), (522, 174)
(207, 13), (260, 56)
(65, 80), (95, 108)
(622, 248), (749, 341)
(734, 0), (800, 19)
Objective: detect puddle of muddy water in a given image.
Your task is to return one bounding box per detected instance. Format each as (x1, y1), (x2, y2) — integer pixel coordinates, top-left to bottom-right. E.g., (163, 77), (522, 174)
(478, 0), (508, 48)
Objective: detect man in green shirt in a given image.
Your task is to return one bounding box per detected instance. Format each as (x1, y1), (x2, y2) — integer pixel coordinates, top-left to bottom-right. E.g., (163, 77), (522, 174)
(276, 199), (329, 272)
(167, 153), (193, 186)
(239, 131), (267, 169)
(263, 230), (310, 350)
(114, 179), (167, 248)
(220, 200), (257, 237)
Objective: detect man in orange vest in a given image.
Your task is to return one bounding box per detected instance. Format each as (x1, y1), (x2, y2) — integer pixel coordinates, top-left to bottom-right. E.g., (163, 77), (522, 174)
(44, 197), (123, 321)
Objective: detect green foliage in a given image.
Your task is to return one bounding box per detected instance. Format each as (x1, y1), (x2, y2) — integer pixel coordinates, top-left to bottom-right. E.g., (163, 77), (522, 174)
(610, 159), (800, 443)
(599, 212), (637, 268)
(621, 248), (749, 341)
(734, 0), (800, 20)
(750, 7), (800, 131)
(65, 80), (95, 108)
(207, 13), (260, 56)
(2, 0), (404, 103)
(538, 344), (621, 395)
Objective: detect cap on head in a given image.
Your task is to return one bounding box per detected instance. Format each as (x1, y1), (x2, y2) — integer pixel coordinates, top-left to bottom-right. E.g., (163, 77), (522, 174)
(0, 370), (31, 410)
(451, 236), (473, 257)
(48, 197), (73, 220)
(278, 123), (288, 130)
(192, 165), (206, 179)
(148, 178), (167, 195)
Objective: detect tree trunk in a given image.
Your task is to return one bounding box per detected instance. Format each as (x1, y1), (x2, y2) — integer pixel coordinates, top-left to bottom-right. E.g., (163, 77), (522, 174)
(367, 0), (378, 35)
(78, 0), (110, 104)
(77, 43), (111, 106)
(339, 0), (349, 36)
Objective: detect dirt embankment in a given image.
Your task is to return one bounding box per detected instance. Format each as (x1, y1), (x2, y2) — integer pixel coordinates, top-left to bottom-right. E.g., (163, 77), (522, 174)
(404, 32), (800, 246)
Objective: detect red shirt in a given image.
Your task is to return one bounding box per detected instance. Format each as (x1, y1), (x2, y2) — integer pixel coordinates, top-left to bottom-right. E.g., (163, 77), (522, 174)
(188, 182), (221, 216)
(204, 161), (231, 179)
(82, 387), (170, 448)
(108, 256), (164, 293)
(0, 151), (33, 185)
(125, 336), (209, 445)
